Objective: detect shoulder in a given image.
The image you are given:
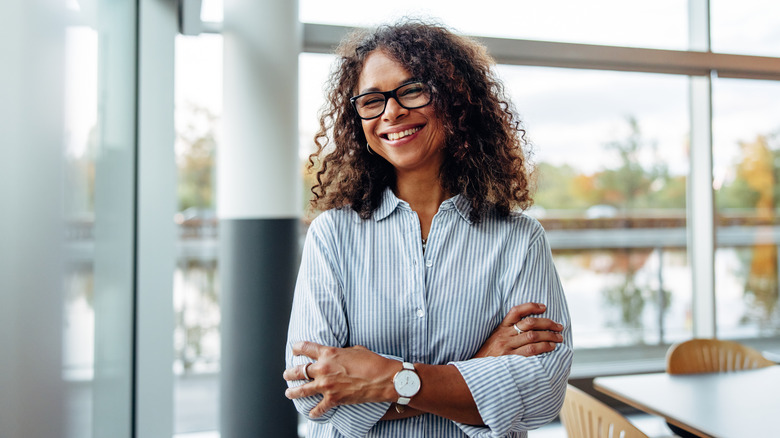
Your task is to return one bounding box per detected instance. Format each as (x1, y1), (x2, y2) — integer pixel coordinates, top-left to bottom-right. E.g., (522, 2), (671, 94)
(307, 206), (367, 239)
(482, 207), (546, 239)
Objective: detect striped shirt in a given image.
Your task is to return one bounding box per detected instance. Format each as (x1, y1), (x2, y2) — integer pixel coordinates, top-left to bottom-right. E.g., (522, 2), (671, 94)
(286, 188), (573, 438)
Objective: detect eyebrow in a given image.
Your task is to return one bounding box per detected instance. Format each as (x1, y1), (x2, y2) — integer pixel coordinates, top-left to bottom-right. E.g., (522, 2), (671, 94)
(357, 78), (418, 95)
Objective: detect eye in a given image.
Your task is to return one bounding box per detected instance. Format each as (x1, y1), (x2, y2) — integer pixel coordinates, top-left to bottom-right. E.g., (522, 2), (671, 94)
(358, 95), (385, 108)
(400, 85), (424, 97)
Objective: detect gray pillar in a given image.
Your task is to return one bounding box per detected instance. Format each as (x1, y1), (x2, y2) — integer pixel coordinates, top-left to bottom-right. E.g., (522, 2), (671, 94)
(220, 0), (301, 436)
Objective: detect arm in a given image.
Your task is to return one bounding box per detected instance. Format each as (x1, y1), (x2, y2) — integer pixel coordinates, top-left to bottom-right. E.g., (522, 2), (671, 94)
(285, 216), (394, 438)
(451, 227), (573, 436)
(285, 303), (565, 425)
(380, 302), (564, 422)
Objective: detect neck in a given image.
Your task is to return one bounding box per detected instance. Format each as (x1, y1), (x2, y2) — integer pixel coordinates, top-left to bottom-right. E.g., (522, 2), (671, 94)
(394, 170), (448, 212)
(394, 169), (449, 240)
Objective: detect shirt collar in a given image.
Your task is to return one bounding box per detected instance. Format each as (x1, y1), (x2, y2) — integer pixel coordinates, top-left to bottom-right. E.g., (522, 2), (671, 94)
(373, 187), (473, 224)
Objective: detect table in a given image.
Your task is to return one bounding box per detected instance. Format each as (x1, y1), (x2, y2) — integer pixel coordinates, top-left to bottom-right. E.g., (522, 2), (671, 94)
(593, 366), (780, 438)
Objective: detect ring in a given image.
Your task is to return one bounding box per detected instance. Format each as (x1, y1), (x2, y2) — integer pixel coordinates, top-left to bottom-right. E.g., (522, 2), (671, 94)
(513, 323), (523, 335)
(302, 363), (312, 380)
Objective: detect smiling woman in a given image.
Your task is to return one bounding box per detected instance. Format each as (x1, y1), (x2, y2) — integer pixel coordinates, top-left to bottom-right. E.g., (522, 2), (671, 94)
(284, 20), (572, 438)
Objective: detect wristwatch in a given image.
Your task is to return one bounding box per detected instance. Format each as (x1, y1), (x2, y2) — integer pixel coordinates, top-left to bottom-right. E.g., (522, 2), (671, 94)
(393, 362), (421, 406)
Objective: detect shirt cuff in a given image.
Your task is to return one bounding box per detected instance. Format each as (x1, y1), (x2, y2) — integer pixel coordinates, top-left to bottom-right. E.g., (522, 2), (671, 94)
(450, 356), (539, 437)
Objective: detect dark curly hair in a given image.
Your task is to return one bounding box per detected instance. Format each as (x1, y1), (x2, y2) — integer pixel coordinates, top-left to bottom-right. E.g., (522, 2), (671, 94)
(308, 19), (534, 223)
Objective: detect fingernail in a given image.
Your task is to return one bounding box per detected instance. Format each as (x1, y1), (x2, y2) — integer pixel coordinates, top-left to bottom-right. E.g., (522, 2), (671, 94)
(285, 389), (291, 398)
(539, 304), (546, 310)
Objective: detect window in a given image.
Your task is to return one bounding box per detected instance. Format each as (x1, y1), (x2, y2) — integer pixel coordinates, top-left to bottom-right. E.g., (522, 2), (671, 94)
(713, 78), (780, 338)
(497, 66), (691, 347)
(174, 33), (223, 436)
(298, 0), (688, 49)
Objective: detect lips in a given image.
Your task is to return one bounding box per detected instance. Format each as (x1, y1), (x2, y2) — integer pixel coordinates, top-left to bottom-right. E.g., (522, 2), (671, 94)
(382, 126), (422, 142)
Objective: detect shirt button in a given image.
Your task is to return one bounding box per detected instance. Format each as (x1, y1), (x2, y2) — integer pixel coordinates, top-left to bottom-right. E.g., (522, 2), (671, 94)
(416, 308), (425, 318)
(425, 260), (433, 268)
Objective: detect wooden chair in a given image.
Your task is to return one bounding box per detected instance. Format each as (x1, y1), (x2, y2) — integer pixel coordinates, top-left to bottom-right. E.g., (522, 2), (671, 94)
(665, 338), (776, 437)
(666, 338), (775, 375)
(560, 384), (648, 438)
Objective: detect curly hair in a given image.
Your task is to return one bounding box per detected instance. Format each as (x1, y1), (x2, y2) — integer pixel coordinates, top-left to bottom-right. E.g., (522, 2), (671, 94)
(308, 19), (534, 223)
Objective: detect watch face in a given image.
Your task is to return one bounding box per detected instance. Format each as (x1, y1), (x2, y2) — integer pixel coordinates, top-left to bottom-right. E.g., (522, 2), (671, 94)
(394, 369), (421, 398)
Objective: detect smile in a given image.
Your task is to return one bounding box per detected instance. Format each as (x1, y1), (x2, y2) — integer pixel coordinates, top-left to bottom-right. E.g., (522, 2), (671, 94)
(386, 126), (421, 141)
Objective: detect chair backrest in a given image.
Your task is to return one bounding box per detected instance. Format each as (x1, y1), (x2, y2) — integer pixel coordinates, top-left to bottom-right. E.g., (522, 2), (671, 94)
(560, 384), (648, 438)
(666, 338), (776, 375)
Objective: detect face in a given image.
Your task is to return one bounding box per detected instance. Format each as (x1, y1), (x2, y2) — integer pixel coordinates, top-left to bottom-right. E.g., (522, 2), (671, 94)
(356, 51), (446, 175)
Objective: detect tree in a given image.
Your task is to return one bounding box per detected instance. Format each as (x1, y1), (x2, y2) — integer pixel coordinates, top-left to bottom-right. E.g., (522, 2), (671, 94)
(176, 104), (217, 211)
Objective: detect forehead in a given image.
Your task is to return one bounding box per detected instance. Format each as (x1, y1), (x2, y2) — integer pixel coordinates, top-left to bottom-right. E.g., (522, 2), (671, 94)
(357, 51), (413, 93)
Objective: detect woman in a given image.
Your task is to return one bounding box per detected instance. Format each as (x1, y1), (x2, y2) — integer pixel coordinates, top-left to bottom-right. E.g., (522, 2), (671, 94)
(284, 20), (572, 438)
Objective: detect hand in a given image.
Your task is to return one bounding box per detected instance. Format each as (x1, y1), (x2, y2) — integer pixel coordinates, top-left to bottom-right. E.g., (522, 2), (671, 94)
(473, 303), (564, 358)
(283, 342), (398, 418)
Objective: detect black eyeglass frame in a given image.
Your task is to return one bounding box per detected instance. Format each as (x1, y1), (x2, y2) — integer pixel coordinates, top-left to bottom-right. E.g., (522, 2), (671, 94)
(349, 81), (433, 120)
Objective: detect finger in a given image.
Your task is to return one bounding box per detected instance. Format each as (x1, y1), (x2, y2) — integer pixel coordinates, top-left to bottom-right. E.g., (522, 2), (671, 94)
(285, 381), (319, 400)
(501, 303), (546, 326)
(282, 363), (310, 381)
(310, 397), (336, 418)
(515, 317), (564, 333)
(292, 341), (324, 359)
(515, 341), (558, 357)
(515, 330), (564, 346)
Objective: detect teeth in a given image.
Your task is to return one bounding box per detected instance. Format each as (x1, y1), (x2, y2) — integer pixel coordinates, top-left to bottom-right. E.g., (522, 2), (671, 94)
(387, 127), (421, 141)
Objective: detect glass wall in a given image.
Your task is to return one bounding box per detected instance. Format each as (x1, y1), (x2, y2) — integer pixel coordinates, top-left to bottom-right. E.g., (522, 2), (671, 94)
(173, 33), (223, 435)
(499, 66), (691, 347)
(63, 0), (138, 437)
(298, 0), (688, 49)
(713, 78), (780, 338)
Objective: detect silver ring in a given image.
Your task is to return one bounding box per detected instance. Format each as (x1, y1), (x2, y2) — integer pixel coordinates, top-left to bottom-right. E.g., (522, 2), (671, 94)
(513, 323), (523, 335)
(302, 363), (312, 380)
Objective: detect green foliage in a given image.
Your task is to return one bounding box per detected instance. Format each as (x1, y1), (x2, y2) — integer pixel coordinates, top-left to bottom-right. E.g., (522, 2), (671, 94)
(177, 105), (217, 211)
(534, 116), (684, 211)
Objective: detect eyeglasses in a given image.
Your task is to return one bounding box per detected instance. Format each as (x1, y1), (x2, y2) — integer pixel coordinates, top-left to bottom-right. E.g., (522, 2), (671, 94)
(350, 81), (432, 120)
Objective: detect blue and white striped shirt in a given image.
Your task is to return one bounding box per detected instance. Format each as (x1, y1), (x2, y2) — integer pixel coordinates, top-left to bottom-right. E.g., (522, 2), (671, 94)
(286, 188), (573, 438)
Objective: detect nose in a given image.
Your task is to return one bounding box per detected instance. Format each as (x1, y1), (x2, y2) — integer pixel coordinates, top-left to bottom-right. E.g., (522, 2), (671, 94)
(382, 96), (408, 121)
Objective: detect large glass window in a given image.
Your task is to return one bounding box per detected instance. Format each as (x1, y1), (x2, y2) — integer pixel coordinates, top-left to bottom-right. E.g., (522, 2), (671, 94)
(174, 33), (223, 436)
(499, 66), (691, 347)
(713, 78), (780, 338)
(299, 0), (687, 49)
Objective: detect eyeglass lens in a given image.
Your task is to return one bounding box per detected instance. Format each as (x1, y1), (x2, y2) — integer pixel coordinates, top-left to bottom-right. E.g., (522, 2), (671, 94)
(353, 82), (430, 119)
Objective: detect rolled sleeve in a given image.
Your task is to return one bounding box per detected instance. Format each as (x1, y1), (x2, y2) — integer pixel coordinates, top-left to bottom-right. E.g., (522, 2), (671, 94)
(448, 220), (573, 437)
(450, 346), (572, 437)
